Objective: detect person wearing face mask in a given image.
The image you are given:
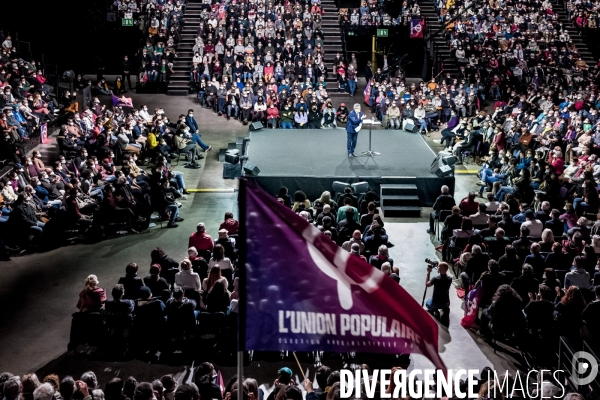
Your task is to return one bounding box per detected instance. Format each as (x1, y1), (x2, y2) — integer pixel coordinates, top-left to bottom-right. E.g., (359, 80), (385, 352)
(385, 101), (400, 130)
(8, 193), (44, 247)
(122, 55), (132, 90)
(174, 130), (201, 169)
(280, 104), (294, 129)
(336, 103), (349, 124)
(307, 104), (322, 129)
(266, 102), (280, 128)
(322, 102), (337, 128)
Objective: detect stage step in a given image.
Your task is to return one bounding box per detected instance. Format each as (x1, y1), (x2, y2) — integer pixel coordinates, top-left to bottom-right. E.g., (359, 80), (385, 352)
(381, 206), (422, 218)
(380, 184), (418, 196)
(381, 195), (420, 207)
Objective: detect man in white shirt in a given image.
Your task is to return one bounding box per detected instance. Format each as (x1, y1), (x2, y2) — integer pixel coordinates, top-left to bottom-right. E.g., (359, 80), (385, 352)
(521, 209), (544, 237)
(469, 203), (489, 226)
(139, 105), (152, 123)
(485, 193), (500, 213)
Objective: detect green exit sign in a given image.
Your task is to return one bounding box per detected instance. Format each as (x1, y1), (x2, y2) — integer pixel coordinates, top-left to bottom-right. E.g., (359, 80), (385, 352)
(122, 18), (134, 26)
(348, 31), (355, 36)
(377, 29), (388, 37)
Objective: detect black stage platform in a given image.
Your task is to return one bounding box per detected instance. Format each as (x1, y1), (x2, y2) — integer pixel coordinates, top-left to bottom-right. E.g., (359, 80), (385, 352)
(245, 128), (455, 206)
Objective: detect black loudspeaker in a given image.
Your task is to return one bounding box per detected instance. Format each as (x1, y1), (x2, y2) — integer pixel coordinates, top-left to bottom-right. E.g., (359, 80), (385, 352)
(249, 121), (264, 131)
(430, 155), (454, 177)
(434, 164), (453, 177)
(332, 181), (351, 193)
(351, 181), (369, 194)
(244, 163), (261, 176)
(404, 122), (418, 133)
(223, 162), (242, 179)
(225, 149), (240, 164)
(442, 154), (456, 167)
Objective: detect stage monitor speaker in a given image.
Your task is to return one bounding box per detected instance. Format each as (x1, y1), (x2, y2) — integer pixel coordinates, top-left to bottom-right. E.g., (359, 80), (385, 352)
(332, 181), (350, 193)
(351, 181), (369, 194)
(225, 153), (239, 164)
(249, 121), (264, 131)
(434, 164), (453, 177)
(223, 162), (242, 179)
(244, 163), (261, 176)
(404, 122), (418, 133)
(225, 149), (240, 164)
(430, 154), (454, 177)
(442, 154), (456, 167)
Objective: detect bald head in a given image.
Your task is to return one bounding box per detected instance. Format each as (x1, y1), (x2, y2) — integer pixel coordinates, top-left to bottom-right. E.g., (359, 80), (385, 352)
(352, 230), (361, 240)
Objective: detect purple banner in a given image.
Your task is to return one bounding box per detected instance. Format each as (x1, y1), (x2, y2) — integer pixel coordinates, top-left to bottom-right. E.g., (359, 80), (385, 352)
(241, 180), (446, 371)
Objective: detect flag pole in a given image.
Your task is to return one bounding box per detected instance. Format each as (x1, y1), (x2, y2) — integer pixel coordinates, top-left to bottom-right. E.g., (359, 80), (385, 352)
(292, 352), (306, 381)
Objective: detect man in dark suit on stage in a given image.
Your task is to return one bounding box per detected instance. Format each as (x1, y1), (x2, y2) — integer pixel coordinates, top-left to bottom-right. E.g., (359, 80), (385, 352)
(346, 103), (364, 157)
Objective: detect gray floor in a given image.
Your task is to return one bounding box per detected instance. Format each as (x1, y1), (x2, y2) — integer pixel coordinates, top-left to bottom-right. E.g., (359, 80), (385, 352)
(0, 84), (501, 381)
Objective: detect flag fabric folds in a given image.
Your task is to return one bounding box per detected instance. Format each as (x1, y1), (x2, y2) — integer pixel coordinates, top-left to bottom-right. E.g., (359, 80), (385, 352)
(111, 92), (134, 108)
(240, 179), (446, 372)
(363, 79), (372, 106)
(460, 286), (482, 329)
(410, 18), (425, 38)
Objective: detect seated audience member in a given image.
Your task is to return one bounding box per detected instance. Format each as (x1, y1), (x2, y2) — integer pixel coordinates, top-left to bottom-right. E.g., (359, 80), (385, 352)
(510, 264), (540, 306)
(369, 245), (393, 269)
(521, 210), (543, 238)
(143, 264), (170, 300)
(565, 256), (591, 289)
(219, 212), (239, 235)
(117, 263), (144, 299)
(77, 275), (106, 312)
(459, 192), (479, 216)
(428, 185), (455, 234)
(475, 260), (506, 308)
(523, 284), (555, 331)
(105, 284), (135, 316)
(175, 259), (202, 292)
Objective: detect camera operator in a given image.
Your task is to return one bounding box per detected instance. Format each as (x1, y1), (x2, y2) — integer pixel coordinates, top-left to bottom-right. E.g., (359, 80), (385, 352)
(425, 262), (452, 314)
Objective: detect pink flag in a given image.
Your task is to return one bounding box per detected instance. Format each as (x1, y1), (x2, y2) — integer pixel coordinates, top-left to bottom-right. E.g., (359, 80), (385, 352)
(240, 179), (447, 373)
(460, 286), (482, 329)
(363, 79), (371, 106)
(410, 18), (425, 38)
(111, 92), (134, 108)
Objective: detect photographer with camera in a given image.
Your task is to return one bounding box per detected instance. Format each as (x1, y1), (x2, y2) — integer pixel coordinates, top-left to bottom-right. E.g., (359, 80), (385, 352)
(425, 261), (452, 316)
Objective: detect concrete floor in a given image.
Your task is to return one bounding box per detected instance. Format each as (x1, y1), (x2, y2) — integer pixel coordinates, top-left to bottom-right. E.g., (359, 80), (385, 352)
(0, 84), (501, 382)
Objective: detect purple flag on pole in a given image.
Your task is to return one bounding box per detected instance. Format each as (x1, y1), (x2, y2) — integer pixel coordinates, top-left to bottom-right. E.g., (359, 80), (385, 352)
(240, 179), (446, 372)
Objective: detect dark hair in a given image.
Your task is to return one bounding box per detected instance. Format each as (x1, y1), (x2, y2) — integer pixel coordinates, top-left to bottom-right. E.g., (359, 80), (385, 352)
(294, 190), (307, 202)
(538, 284), (553, 301)
(212, 244), (225, 262)
(520, 226), (530, 237)
(316, 366), (332, 390)
(134, 382), (154, 400)
(275, 386), (302, 400)
(112, 284), (125, 300)
(344, 197), (352, 205)
(151, 247), (167, 262)
(225, 212), (234, 220)
(492, 284), (522, 305)
(160, 376), (176, 392)
(123, 377), (138, 400)
(561, 286), (587, 311)
(126, 262), (139, 275)
(488, 259), (499, 272)
(105, 378), (126, 400)
(175, 384), (198, 400)
(173, 287), (184, 299)
(60, 377), (76, 400)
(461, 218), (473, 231)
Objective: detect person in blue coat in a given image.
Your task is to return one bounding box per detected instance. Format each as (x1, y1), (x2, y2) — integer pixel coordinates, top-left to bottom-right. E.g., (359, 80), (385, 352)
(346, 103), (364, 157)
(184, 109), (212, 152)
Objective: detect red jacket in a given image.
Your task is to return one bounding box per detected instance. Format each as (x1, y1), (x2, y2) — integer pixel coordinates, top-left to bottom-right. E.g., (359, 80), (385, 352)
(267, 106), (279, 119)
(189, 232), (214, 253)
(77, 287), (106, 312)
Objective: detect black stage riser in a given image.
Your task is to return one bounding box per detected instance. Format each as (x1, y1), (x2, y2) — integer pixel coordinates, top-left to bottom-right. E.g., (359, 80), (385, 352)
(247, 176), (454, 207)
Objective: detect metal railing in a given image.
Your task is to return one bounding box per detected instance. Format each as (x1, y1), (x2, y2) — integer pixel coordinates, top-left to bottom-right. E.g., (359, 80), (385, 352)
(557, 336), (600, 394)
